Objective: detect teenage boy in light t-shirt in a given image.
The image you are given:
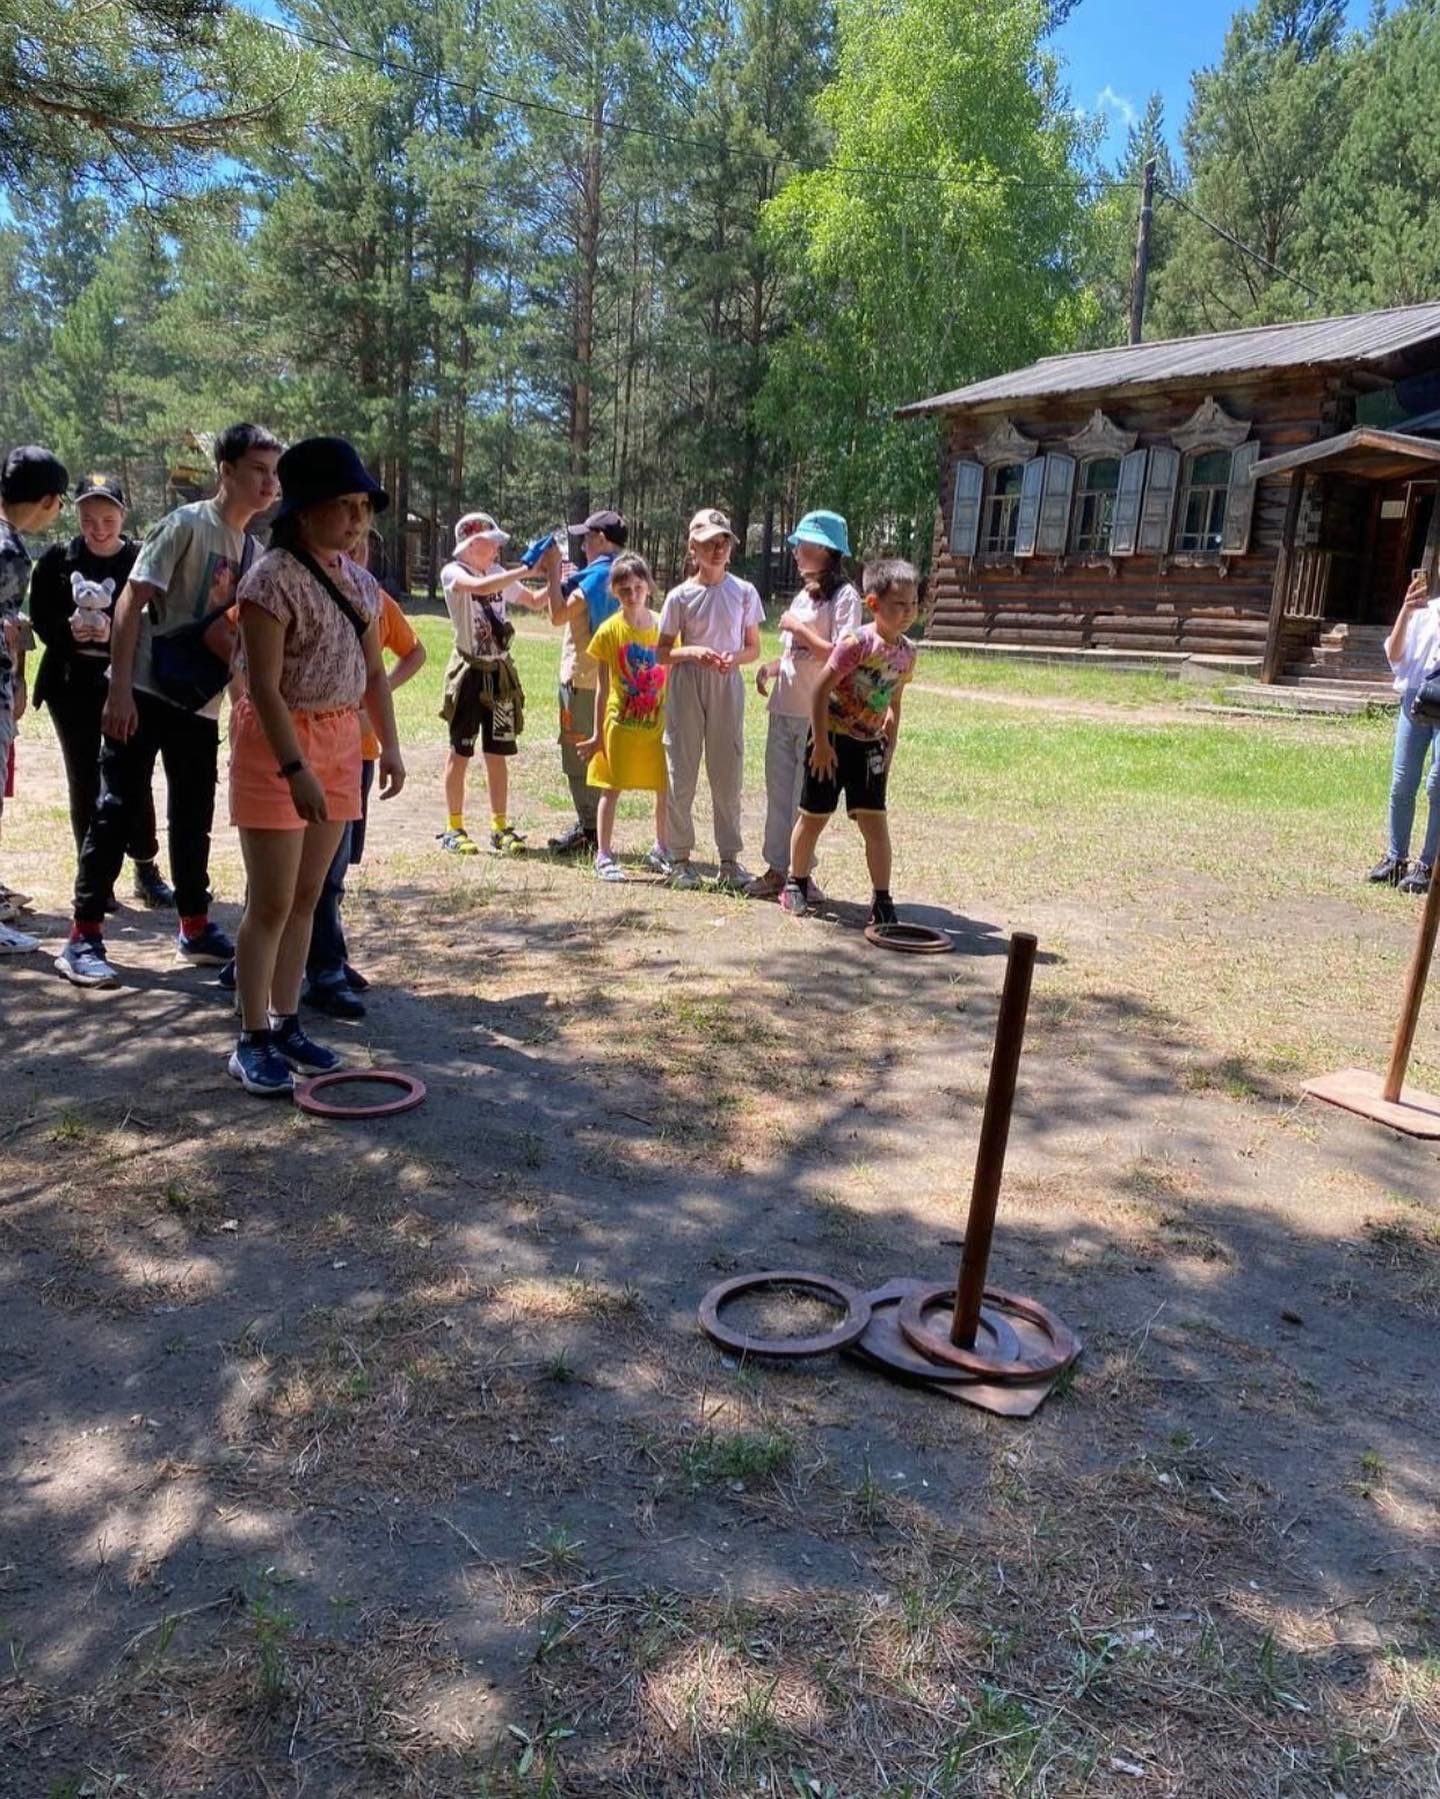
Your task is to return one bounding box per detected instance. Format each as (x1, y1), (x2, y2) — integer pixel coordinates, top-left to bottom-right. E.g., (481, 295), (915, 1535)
(656, 507), (763, 890)
(56, 423), (282, 990)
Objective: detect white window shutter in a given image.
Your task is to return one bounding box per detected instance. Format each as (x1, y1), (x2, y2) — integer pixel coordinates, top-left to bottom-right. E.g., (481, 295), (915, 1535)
(948, 459), (984, 558)
(1013, 457), (1046, 558)
(1110, 448), (1149, 557)
(1137, 446), (1180, 554)
(1221, 441), (1260, 555)
(1035, 453), (1077, 556)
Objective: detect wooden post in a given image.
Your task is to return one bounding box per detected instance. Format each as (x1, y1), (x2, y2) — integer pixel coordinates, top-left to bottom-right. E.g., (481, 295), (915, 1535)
(1383, 874), (1440, 1102)
(1128, 158), (1157, 347)
(952, 933), (1037, 1348)
(1261, 472), (1307, 684)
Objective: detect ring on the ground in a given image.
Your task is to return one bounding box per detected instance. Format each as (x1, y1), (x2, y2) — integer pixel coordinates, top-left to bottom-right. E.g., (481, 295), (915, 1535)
(294, 1070), (428, 1119)
(699, 1270), (873, 1358)
(897, 1283), (1080, 1382)
(865, 922), (954, 954)
(846, 1278), (1023, 1380)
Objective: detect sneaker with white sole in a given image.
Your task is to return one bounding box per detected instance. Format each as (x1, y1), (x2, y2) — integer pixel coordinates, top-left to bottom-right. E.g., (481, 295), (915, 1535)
(779, 878), (811, 918)
(717, 860), (753, 891)
(270, 1014), (343, 1074)
(669, 860), (700, 890)
(595, 853), (628, 883)
(0, 921), (41, 955)
(177, 922), (235, 966)
(228, 1036), (296, 1096)
(54, 936), (119, 984)
(644, 844), (673, 877)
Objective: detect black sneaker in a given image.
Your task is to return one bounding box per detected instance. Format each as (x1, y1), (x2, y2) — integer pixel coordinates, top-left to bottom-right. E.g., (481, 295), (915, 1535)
(1368, 854), (1407, 886)
(343, 962), (369, 992)
(228, 1036), (295, 1097)
(1399, 860), (1433, 896)
(102, 891), (119, 915)
(217, 957), (237, 992)
(132, 860), (175, 910)
(305, 978), (366, 1020)
(271, 1014), (343, 1074)
(55, 937), (120, 988)
(177, 922), (235, 966)
(869, 892), (899, 928)
(548, 820), (597, 855)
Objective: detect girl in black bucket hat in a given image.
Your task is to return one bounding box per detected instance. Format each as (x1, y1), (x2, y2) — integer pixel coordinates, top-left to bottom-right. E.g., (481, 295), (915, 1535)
(227, 437), (405, 1097)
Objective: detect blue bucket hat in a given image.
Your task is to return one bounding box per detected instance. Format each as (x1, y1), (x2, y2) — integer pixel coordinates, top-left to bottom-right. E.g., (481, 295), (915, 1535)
(788, 509), (850, 557)
(274, 436), (388, 521)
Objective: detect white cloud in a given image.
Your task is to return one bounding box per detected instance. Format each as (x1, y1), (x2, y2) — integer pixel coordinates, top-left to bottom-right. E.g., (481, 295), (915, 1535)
(1095, 84), (1138, 129)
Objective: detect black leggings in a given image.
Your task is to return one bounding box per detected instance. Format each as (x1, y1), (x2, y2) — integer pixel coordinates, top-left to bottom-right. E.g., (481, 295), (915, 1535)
(46, 663), (158, 861)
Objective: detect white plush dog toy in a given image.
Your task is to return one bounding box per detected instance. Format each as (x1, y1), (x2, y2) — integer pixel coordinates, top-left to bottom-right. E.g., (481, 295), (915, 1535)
(70, 571), (115, 646)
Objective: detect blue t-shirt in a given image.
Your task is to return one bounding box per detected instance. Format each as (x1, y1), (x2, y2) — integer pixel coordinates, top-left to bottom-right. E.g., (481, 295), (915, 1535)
(563, 552), (619, 634)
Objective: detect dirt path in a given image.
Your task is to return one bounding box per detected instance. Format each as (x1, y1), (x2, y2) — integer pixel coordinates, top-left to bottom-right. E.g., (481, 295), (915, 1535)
(2, 721), (1437, 1796)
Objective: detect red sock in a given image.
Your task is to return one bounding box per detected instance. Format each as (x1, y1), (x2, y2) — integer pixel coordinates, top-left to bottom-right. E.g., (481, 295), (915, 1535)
(70, 920), (102, 942)
(180, 914), (208, 939)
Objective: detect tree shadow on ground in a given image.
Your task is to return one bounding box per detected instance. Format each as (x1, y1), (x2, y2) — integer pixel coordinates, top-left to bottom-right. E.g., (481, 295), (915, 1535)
(2, 885), (1437, 1795)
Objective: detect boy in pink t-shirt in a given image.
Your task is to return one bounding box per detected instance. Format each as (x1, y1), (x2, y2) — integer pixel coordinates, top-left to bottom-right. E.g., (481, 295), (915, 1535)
(782, 558), (919, 926)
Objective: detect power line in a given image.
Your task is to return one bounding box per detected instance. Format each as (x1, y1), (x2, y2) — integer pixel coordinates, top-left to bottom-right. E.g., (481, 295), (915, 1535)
(1157, 181), (1322, 302)
(249, 12), (1132, 197)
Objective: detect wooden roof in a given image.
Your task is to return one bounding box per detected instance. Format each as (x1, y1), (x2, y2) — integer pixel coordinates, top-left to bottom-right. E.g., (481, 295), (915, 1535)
(898, 301), (1440, 418)
(1250, 428), (1440, 483)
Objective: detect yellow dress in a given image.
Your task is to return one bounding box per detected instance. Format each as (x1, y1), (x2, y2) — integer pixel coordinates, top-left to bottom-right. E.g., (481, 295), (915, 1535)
(586, 611), (668, 793)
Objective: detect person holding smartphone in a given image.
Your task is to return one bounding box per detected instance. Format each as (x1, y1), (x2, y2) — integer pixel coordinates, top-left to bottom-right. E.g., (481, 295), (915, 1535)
(1371, 566), (1440, 895)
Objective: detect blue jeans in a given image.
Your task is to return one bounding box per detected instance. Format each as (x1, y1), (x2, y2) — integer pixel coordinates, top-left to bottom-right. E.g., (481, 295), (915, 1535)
(307, 759), (374, 986)
(1388, 710), (1440, 867)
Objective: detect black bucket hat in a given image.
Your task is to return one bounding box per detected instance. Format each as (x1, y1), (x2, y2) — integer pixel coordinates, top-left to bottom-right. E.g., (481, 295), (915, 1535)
(274, 436), (388, 522)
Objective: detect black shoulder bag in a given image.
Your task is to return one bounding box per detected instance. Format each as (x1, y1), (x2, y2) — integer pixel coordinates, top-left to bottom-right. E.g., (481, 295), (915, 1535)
(287, 547), (370, 640)
(149, 535), (257, 711)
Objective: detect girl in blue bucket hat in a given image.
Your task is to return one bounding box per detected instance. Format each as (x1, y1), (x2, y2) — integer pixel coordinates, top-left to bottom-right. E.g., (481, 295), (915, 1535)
(749, 510), (864, 899)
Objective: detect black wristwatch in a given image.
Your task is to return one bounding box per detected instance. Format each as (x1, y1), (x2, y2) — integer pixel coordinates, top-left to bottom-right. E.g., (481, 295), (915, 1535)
(279, 757), (305, 779)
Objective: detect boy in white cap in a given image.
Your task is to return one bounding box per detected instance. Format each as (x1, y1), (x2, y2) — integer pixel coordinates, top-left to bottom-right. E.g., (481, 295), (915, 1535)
(656, 507), (763, 888)
(750, 509), (863, 899)
(438, 511), (560, 854)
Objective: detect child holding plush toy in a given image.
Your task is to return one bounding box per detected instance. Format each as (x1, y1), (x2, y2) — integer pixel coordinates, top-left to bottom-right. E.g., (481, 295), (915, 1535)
(577, 552), (669, 880)
(29, 474), (173, 909)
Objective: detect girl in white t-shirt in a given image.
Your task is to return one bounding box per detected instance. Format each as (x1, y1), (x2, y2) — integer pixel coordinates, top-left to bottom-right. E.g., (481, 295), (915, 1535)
(1372, 570), (1440, 894)
(750, 510), (862, 900)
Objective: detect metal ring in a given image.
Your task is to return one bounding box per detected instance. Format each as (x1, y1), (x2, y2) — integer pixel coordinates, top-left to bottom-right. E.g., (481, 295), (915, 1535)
(294, 1070), (428, 1120)
(897, 1283), (1080, 1383)
(699, 1270), (873, 1358)
(865, 923), (954, 955)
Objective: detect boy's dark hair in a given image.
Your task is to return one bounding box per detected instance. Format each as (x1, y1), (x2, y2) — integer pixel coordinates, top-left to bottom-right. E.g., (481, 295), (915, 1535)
(863, 556), (918, 599)
(2, 445), (69, 506)
(215, 423), (281, 469)
(609, 550), (652, 590)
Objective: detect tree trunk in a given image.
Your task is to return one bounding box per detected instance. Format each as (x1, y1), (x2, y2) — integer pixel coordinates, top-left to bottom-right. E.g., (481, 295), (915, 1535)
(568, 43), (605, 524)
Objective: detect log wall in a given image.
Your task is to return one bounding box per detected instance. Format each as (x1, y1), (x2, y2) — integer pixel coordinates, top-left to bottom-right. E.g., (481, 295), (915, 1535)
(927, 374), (1353, 658)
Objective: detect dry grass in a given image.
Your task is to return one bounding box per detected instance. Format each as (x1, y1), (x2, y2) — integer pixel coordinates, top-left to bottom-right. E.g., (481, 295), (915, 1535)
(498, 1458), (1440, 1799)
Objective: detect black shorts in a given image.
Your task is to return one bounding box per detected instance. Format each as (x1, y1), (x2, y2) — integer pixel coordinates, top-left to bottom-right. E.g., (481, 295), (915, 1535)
(449, 664), (521, 759)
(799, 732), (890, 817)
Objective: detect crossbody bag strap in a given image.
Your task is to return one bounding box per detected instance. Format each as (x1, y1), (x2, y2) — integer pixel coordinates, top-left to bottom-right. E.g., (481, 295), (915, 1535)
(287, 547), (369, 640)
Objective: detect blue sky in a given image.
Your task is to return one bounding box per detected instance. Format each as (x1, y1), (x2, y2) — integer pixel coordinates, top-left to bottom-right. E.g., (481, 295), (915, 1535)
(1055, 0), (1369, 164)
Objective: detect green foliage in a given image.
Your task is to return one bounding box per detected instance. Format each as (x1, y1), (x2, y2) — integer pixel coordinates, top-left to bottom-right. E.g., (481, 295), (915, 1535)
(758, 0), (1094, 559)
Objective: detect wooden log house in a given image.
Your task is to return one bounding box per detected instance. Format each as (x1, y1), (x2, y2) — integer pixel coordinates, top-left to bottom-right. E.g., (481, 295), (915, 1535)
(898, 302), (1440, 687)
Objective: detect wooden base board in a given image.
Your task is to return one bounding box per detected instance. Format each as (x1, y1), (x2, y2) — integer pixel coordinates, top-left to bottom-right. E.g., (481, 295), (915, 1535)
(1303, 1068), (1440, 1139)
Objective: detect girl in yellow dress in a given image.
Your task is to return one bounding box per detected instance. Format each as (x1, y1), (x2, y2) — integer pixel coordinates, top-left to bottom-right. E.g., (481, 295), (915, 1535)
(579, 552), (669, 881)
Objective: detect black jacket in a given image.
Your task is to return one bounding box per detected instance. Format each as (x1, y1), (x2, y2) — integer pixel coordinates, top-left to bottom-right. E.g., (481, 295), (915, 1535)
(29, 535), (140, 710)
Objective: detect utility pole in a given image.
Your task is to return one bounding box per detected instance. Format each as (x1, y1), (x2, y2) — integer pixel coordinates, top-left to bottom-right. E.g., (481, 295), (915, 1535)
(1129, 156), (1157, 346)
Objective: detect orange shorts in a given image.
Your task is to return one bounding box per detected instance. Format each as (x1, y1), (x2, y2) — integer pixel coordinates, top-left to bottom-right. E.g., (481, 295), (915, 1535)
(229, 695), (363, 831)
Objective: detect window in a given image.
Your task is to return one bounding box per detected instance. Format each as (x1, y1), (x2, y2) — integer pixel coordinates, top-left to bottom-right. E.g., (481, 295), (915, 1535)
(983, 463), (1026, 555)
(1175, 449), (1233, 552)
(1070, 458), (1122, 555)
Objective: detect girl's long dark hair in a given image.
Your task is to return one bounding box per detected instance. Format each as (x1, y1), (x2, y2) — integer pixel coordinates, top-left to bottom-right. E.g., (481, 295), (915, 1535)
(801, 546), (851, 601)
